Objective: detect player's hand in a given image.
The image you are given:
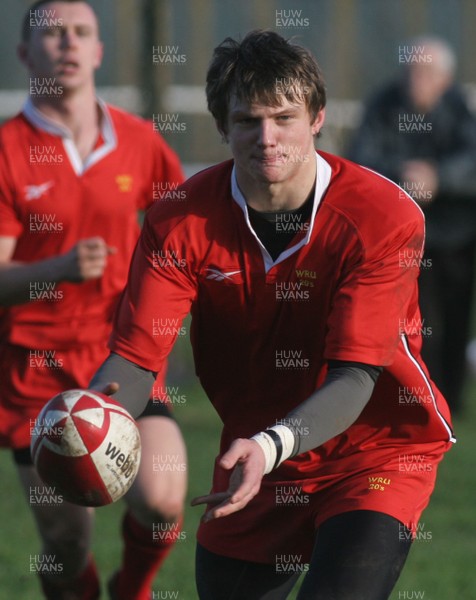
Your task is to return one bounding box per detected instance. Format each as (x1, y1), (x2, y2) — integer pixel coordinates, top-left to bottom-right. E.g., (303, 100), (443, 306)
(191, 438), (266, 522)
(60, 237), (117, 282)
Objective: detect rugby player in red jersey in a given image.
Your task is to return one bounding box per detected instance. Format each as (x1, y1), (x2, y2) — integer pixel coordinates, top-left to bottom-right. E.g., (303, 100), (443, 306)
(91, 30), (454, 599)
(0, 2), (187, 599)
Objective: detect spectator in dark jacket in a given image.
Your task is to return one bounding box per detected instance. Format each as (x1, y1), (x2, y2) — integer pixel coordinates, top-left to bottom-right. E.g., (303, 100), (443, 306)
(348, 36), (476, 413)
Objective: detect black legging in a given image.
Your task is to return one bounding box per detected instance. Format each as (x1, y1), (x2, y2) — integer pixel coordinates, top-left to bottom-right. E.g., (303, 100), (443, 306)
(196, 510), (413, 600)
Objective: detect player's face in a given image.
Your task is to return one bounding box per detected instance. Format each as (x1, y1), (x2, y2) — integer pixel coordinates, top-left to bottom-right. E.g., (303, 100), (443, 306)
(225, 95), (325, 189)
(19, 1), (103, 92)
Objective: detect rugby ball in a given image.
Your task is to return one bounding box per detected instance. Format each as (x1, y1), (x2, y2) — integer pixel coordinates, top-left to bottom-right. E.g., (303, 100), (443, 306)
(30, 389), (141, 506)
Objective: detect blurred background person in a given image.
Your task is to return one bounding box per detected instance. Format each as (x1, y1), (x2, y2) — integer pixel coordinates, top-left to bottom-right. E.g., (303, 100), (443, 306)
(0, 1), (187, 599)
(348, 36), (476, 414)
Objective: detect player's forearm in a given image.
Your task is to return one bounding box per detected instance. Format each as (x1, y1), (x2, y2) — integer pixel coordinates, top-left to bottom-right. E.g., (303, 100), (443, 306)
(285, 366), (376, 455)
(89, 352), (156, 418)
(0, 255), (71, 306)
(251, 366), (376, 474)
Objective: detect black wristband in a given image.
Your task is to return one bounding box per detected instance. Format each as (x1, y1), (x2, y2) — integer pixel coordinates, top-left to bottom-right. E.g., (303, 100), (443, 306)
(265, 428), (283, 470)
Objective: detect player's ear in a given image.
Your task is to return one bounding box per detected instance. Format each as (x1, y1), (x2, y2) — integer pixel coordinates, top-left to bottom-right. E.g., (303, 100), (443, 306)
(311, 108), (326, 136)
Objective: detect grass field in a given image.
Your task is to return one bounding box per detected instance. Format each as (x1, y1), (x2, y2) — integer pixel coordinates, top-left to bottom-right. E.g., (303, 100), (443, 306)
(0, 335), (475, 599)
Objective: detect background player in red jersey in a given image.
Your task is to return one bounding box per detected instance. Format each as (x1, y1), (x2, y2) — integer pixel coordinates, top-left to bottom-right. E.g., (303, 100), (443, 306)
(0, 2), (187, 599)
(90, 30), (454, 599)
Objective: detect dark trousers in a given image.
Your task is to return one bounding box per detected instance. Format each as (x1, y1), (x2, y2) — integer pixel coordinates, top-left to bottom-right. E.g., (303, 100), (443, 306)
(418, 240), (476, 413)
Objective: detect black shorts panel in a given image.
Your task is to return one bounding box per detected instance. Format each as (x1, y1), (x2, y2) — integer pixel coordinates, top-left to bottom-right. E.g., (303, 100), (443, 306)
(137, 398), (174, 420)
(13, 446), (33, 466)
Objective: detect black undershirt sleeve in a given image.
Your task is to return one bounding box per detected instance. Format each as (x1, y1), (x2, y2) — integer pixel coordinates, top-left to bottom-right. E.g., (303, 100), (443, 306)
(89, 352), (156, 418)
(328, 359), (383, 382)
(285, 363), (382, 456)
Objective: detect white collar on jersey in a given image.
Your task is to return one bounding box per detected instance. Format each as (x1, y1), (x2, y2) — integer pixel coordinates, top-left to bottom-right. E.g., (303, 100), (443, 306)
(231, 152), (332, 273)
(22, 97), (117, 176)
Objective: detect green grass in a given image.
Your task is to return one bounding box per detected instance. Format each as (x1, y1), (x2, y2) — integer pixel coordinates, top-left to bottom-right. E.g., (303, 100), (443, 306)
(1, 340), (474, 598)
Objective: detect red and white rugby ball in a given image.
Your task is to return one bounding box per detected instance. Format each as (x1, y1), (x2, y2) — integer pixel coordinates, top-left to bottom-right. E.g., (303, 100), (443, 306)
(30, 389), (141, 507)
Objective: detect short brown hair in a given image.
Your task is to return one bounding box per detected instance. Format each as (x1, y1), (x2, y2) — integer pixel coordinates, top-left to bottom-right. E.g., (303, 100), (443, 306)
(206, 30), (326, 134)
(22, 0), (94, 42)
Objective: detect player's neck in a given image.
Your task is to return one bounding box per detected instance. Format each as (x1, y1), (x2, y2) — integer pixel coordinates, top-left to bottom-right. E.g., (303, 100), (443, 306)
(31, 85), (100, 159)
(238, 159), (317, 213)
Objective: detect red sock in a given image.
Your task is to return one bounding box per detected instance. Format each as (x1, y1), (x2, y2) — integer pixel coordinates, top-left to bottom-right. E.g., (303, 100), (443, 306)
(38, 556), (100, 600)
(116, 511), (182, 600)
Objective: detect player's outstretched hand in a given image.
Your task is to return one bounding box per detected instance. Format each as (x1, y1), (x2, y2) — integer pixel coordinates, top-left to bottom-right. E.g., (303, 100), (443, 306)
(61, 237), (117, 282)
(191, 438), (266, 522)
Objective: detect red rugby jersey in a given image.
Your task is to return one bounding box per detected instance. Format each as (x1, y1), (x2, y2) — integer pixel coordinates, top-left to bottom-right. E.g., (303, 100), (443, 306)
(111, 152), (454, 475)
(0, 100), (184, 349)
